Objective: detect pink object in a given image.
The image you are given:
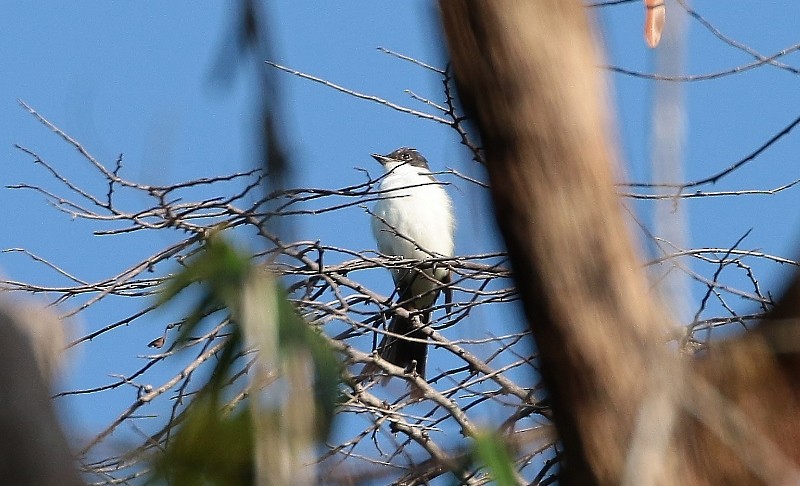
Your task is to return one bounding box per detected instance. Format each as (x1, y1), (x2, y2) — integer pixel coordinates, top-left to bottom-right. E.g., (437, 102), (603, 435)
(644, 0), (666, 48)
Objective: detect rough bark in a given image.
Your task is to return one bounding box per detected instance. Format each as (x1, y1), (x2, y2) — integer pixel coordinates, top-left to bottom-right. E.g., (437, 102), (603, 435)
(440, 1), (800, 484)
(440, 2), (671, 482)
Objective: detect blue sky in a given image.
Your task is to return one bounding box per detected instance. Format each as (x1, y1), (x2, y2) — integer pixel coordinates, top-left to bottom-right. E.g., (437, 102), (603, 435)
(2, 0), (799, 479)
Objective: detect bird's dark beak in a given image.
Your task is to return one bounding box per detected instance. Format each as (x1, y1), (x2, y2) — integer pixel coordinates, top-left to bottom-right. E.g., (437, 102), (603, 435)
(371, 153), (390, 165)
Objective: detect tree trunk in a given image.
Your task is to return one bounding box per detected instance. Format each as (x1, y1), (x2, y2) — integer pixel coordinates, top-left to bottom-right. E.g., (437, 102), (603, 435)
(440, 1), (800, 484)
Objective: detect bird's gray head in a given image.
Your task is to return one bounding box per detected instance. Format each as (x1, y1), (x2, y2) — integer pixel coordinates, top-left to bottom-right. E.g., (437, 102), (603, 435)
(371, 147), (430, 171)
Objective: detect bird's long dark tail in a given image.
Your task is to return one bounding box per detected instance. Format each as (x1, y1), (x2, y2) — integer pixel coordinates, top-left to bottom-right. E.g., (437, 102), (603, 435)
(360, 271), (449, 397)
(359, 308), (430, 399)
(377, 310), (430, 379)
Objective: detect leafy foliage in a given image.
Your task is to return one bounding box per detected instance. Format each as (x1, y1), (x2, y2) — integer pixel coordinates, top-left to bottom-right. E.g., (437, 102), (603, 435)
(151, 235), (340, 484)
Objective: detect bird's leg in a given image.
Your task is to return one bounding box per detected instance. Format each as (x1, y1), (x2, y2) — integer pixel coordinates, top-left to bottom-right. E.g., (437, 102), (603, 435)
(406, 359), (419, 376)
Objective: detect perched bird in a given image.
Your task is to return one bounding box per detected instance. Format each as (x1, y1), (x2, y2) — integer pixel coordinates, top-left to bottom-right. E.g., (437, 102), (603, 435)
(365, 147), (455, 392)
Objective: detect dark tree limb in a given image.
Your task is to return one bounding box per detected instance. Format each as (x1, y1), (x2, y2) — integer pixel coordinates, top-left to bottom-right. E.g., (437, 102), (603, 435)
(440, 1), (800, 484)
(439, 2), (671, 482)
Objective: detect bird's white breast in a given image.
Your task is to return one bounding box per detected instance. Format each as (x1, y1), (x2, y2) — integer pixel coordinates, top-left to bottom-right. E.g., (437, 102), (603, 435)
(372, 165), (455, 265)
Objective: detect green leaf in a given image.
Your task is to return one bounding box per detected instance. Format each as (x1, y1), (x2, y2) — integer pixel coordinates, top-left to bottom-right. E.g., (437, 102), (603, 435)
(150, 395), (254, 486)
(159, 235), (250, 349)
(152, 234), (342, 482)
(273, 286), (342, 439)
(473, 431), (516, 486)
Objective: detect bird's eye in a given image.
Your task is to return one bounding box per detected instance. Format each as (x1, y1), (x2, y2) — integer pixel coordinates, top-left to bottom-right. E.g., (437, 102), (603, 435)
(401, 153), (411, 160)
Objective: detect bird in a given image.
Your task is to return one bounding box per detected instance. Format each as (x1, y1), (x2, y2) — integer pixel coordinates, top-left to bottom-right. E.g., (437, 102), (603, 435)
(364, 147), (455, 394)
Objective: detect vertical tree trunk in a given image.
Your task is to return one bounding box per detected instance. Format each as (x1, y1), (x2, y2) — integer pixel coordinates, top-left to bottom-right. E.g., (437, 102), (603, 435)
(439, 2), (671, 482)
(440, 2), (800, 484)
